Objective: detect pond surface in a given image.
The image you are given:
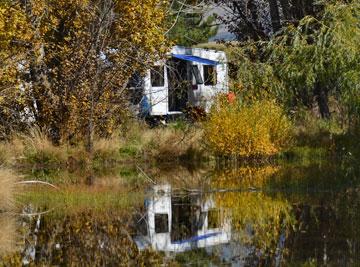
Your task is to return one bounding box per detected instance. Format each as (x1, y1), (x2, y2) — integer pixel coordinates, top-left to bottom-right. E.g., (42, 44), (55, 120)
(1, 161), (360, 266)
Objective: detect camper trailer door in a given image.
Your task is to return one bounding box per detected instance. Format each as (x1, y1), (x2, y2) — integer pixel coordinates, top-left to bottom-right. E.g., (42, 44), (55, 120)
(147, 65), (168, 116)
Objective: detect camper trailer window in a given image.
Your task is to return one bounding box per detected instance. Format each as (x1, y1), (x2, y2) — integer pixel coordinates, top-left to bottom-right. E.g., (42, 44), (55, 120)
(155, 214), (169, 233)
(191, 65), (204, 85)
(204, 65), (217, 86)
(208, 209), (220, 229)
(151, 66), (165, 87)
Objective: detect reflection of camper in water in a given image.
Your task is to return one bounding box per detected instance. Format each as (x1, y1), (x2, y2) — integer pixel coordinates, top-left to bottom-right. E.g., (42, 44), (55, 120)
(134, 184), (231, 253)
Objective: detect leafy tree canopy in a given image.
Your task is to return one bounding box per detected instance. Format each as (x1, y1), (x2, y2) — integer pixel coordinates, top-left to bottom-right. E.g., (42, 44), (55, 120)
(0, 0), (169, 146)
(167, 0), (218, 46)
(229, 0), (360, 122)
(213, 0), (323, 41)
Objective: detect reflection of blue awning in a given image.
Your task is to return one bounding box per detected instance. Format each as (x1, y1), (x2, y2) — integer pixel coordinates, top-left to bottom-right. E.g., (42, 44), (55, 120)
(172, 54), (219, 66)
(172, 232), (221, 244)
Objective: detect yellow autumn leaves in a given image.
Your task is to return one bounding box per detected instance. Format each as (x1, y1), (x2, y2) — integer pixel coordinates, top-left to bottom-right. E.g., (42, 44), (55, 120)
(204, 98), (293, 158)
(0, 0), (170, 144)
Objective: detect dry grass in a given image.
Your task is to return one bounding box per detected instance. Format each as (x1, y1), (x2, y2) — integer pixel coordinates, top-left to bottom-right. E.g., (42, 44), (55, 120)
(93, 124), (205, 163)
(0, 128), (69, 167)
(0, 170), (18, 256)
(21, 128), (69, 165)
(0, 138), (24, 166)
(0, 122), (207, 171)
(141, 126), (204, 162)
(0, 142), (13, 166)
(0, 169), (18, 212)
(0, 215), (17, 257)
(145, 164), (212, 190)
(93, 137), (123, 162)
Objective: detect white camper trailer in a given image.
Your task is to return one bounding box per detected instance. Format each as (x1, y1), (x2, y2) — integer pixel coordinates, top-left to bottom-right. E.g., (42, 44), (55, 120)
(129, 46), (228, 118)
(134, 184), (231, 253)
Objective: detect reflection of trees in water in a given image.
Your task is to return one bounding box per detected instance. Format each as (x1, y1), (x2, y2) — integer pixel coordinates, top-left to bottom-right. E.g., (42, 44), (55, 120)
(284, 188), (360, 265)
(147, 164), (212, 190)
(266, 163), (360, 201)
(2, 211), (168, 266)
(212, 165), (279, 189)
(174, 247), (224, 266)
(2, 162), (359, 265)
(216, 192), (293, 256)
(212, 166), (295, 261)
(0, 170), (19, 260)
(215, 163), (360, 265)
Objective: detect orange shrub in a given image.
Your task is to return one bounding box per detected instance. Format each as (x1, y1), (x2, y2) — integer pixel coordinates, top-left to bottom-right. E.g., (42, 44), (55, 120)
(204, 99), (293, 158)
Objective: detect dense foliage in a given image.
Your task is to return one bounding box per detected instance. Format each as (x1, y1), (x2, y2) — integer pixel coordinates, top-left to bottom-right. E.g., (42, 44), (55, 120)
(166, 0), (218, 46)
(213, 0), (323, 41)
(269, 1), (360, 120)
(226, 0), (360, 130)
(0, 0), (169, 149)
(205, 98), (293, 158)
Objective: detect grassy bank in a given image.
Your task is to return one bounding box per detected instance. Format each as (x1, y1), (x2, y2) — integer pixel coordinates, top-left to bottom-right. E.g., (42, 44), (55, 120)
(0, 122), (206, 171)
(0, 109), (357, 180)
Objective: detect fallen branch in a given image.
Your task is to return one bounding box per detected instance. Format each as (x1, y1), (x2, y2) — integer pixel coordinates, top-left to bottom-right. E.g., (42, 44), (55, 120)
(136, 165), (156, 185)
(7, 208), (55, 217)
(14, 180), (59, 190)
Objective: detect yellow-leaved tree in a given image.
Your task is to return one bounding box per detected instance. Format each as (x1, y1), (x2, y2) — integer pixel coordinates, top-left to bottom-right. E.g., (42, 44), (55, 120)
(0, 0), (169, 150)
(0, 1), (32, 137)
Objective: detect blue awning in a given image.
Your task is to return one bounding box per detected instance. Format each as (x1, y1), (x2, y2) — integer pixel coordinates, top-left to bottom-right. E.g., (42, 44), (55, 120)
(172, 54), (219, 66)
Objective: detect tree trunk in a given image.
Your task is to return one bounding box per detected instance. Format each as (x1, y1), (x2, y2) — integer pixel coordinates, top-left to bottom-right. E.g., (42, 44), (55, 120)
(85, 75), (95, 154)
(279, 0), (292, 22)
(291, 0), (305, 20)
(232, 1), (267, 41)
(314, 82), (330, 119)
(268, 0), (282, 33)
(85, 108), (94, 186)
(86, 118), (94, 153)
(247, 0), (267, 40)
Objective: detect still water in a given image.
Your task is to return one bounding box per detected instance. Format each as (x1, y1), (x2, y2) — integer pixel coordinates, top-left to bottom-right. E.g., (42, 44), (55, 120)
(1, 162), (360, 266)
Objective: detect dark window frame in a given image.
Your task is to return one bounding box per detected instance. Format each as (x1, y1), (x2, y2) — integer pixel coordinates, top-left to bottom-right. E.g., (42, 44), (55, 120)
(208, 209), (221, 229)
(191, 65), (204, 85)
(155, 213), (169, 233)
(203, 65), (217, 86)
(151, 66), (165, 87)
